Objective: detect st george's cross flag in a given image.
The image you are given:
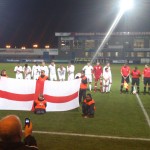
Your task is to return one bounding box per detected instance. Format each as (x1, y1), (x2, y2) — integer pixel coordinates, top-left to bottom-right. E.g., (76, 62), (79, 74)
(0, 77), (80, 111)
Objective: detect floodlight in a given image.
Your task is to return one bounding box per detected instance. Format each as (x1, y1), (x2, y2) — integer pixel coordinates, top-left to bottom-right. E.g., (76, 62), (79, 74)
(90, 0), (134, 63)
(119, 0), (134, 11)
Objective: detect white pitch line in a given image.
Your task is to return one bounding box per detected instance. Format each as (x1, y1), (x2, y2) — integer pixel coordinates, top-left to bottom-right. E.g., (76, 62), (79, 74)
(32, 130), (150, 142)
(135, 93), (150, 128)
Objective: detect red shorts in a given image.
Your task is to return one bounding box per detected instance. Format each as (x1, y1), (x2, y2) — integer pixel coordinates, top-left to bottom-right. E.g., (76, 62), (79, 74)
(94, 77), (101, 82)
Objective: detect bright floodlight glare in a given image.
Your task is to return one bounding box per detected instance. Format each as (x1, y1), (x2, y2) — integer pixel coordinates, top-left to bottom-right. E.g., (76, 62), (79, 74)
(90, 0), (134, 64)
(119, 0), (134, 11)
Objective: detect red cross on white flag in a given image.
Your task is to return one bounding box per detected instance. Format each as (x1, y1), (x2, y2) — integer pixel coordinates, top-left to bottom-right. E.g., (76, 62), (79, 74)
(0, 77), (80, 111)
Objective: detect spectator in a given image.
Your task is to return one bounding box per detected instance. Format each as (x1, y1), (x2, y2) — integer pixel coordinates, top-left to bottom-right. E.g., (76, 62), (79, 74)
(82, 93), (95, 118)
(0, 115), (38, 150)
(34, 94), (47, 114)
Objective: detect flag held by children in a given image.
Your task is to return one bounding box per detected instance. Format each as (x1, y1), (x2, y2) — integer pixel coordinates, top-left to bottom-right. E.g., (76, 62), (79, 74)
(0, 77), (80, 111)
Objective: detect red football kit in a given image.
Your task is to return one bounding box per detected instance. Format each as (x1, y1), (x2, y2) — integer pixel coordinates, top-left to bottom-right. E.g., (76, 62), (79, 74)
(93, 65), (103, 81)
(121, 66), (130, 77)
(143, 68), (150, 78)
(131, 70), (141, 78)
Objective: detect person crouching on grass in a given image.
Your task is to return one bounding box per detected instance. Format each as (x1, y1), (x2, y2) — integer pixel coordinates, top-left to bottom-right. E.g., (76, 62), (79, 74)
(34, 94), (47, 114)
(82, 93), (95, 118)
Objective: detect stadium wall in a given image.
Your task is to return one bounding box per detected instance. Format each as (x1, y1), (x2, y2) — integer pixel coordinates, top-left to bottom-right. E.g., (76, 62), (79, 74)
(0, 48), (58, 63)
(55, 32), (150, 64)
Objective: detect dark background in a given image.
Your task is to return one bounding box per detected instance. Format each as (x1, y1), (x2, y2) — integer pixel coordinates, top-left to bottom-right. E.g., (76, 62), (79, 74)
(0, 0), (149, 48)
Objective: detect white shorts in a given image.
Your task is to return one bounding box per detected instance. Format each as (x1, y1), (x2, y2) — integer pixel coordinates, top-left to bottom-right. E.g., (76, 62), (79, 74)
(16, 74), (23, 79)
(68, 74), (74, 81)
(24, 75), (31, 80)
(50, 74), (57, 81)
(59, 75), (65, 81)
(103, 80), (110, 86)
(85, 74), (92, 83)
(33, 75), (39, 80)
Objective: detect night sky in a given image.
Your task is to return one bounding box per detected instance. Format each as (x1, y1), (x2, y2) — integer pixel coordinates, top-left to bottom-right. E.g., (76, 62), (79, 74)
(0, 0), (149, 48)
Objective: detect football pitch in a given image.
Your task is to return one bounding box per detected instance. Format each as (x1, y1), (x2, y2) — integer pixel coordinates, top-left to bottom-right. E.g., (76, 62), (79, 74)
(0, 63), (150, 150)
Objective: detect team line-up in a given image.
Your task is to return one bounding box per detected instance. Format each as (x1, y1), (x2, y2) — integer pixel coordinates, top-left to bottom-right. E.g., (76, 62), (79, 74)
(0, 61), (150, 95)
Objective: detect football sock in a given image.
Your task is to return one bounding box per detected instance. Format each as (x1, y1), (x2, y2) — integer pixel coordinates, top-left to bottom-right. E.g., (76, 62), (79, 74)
(89, 84), (92, 91)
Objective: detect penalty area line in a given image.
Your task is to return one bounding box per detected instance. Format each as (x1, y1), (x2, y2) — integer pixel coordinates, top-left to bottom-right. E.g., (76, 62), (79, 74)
(135, 93), (150, 128)
(32, 130), (150, 142)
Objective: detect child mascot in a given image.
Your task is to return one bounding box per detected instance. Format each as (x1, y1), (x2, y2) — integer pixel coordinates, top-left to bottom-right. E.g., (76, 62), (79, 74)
(34, 94), (47, 114)
(82, 93), (95, 118)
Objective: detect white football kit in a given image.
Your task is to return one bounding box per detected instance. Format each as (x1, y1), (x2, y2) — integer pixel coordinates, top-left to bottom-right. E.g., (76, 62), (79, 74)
(49, 64), (57, 81)
(103, 71), (112, 92)
(57, 67), (66, 81)
(103, 66), (112, 91)
(23, 66), (32, 80)
(32, 65), (41, 80)
(82, 65), (93, 82)
(40, 65), (49, 76)
(14, 66), (23, 79)
(67, 65), (75, 80)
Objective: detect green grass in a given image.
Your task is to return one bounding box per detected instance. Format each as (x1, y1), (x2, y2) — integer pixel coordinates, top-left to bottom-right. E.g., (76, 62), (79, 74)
(0, 63), (150, 150)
